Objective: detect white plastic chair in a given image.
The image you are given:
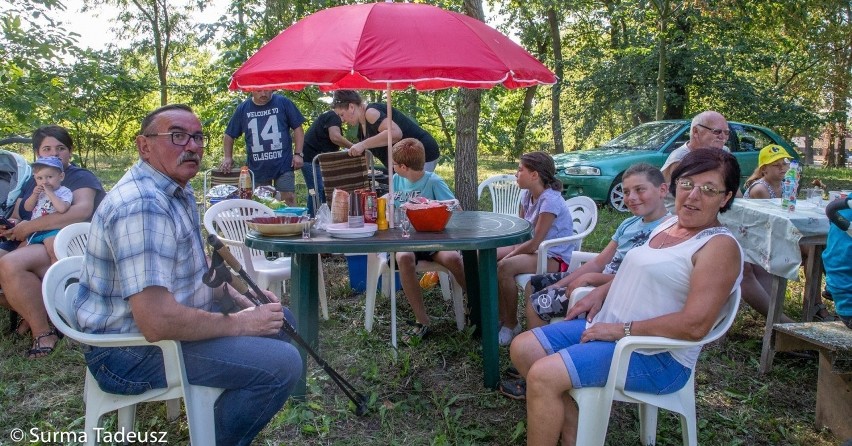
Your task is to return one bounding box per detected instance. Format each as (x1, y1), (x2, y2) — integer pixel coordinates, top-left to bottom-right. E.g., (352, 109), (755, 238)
(54, 222), (91, 259)
(569, 288), (741, 446)
(203, 199), (329, 319)
(515, 196), (599, 290)
(42, 257), (224, 446)
(364, 255), (466, 333)
(478, 174), (522, 215)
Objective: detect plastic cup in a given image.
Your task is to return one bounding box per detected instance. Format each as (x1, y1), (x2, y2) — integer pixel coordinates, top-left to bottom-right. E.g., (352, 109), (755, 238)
(805, 188), (823, 206)
(302, 219), (311, 239)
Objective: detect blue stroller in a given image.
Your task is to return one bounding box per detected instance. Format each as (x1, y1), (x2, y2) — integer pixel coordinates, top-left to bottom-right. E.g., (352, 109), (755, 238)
(824, 196), (852, 329)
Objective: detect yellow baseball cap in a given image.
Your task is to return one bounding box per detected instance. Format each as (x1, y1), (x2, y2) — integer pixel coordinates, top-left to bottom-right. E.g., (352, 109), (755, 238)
(758, 144), (791, 168)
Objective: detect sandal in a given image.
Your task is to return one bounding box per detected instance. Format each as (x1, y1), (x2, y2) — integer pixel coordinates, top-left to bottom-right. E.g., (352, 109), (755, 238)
(813, 303), (840, 322)
(498, 378), (526, 400)
(14, 318), (30, 338)
(26, 329), (60, 359)
(401, 322), (429, 345)
(504, 365), (522, 379)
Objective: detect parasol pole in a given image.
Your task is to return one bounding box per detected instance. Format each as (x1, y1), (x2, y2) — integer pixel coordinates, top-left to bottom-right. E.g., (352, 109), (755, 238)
(386, 82), (395, 228)
(385, 80), (399, 355)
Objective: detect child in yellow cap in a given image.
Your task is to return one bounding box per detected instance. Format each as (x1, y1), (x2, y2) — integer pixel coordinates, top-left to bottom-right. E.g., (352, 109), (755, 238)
(743, 144), (792, 198)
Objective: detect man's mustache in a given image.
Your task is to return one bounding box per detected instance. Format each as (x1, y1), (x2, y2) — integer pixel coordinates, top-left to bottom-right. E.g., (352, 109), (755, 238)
(178, 152), (201, 164)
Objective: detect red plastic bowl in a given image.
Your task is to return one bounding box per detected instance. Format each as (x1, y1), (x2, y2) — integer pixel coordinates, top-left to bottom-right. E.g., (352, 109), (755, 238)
(405, 205), (452, 232)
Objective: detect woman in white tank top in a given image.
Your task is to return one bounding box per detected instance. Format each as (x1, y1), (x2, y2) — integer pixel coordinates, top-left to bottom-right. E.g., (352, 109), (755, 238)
(511, 149), (744, 445)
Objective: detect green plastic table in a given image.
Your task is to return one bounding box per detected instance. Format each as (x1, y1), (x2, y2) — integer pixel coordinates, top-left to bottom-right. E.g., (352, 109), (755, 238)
(245, 211), (532, 397)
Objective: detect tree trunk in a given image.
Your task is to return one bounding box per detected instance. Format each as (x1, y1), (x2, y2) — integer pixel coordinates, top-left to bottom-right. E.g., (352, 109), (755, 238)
(132, 0), (169, 105)
(512, 86), (538, 158)
(238, 0), (246, 60)
(655, 33), (666, 120)
(826, 125), (837, 168)
(456, 89), (481, 211)
(547, 7), (564, 154)
(804, 134), (813, 166)
(454, 0), (485, 211)
(653, 0), (669, 120)
(431, 92), (453, 149)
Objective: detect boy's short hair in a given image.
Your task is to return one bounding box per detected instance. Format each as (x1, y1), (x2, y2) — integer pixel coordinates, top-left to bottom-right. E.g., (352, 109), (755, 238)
(393, 138), (425, 171)
(624, 162), (664, 186)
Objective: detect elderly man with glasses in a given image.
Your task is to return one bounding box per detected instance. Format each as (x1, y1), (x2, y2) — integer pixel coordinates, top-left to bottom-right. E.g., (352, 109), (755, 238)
(661, 110), (730, 183)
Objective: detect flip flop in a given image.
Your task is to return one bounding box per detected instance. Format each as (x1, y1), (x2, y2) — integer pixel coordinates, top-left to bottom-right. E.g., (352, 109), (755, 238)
(498, 378), (526, 400)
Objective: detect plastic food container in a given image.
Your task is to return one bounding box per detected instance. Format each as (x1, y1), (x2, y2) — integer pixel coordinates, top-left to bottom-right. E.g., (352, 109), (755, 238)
(274, 207), (308, 216)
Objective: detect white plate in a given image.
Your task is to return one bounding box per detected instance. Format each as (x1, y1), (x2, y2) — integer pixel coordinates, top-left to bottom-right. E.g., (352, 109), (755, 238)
(326, 223), (378, 238)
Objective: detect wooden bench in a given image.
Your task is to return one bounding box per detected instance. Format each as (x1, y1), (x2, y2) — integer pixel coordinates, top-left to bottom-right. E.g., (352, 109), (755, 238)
(772, 321), (852, 439)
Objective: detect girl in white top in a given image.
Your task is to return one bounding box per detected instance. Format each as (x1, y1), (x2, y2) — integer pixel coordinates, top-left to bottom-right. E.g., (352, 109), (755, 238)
(496, 151), (574, 346)
(511, 149), (744, 446)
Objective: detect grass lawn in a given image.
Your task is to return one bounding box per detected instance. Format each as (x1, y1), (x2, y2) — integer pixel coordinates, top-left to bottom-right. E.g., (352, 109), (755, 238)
(0, 154), (849, 445)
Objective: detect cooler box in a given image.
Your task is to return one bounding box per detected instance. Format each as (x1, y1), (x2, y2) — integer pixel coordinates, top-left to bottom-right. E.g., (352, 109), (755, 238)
(345, 253), (402, 293)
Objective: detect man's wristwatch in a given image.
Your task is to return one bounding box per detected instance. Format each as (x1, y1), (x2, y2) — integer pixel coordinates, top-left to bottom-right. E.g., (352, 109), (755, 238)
(623, 321), (633, 337)
(294, 153), (303, 158)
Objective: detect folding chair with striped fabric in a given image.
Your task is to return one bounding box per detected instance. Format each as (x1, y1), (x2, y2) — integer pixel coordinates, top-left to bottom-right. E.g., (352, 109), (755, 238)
(311, 151), (376, 210)
(201, 169), (254, 208)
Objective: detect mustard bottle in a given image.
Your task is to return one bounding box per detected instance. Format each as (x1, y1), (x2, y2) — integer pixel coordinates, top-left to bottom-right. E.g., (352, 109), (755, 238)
(376, 197), (389, 230)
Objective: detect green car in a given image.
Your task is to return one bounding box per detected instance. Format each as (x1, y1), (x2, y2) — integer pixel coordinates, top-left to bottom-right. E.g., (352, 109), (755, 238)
(553, 120), (798, 211)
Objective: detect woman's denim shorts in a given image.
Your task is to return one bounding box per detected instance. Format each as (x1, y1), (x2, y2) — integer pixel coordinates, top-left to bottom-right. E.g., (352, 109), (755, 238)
(532, 319), (691, 395)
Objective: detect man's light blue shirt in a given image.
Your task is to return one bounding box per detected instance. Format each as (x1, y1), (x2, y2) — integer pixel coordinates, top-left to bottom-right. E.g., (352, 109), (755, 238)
(74, 160), (212, 334)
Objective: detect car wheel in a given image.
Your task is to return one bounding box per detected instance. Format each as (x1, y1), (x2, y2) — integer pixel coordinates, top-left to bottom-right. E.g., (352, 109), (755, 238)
(608, 175), (628, 212)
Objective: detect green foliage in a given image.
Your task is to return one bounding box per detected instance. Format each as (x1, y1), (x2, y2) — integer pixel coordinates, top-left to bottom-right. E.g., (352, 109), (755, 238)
(3, 0), (851, 182)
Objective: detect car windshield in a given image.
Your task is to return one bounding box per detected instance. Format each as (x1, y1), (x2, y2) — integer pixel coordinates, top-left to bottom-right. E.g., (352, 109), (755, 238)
(600, 122), (685, 151)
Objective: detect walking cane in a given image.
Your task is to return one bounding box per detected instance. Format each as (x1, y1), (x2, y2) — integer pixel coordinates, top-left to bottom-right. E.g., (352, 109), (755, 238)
(205, 234), (369, 416)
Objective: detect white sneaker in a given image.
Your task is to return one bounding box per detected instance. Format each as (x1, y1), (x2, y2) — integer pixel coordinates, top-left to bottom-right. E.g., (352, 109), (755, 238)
(498, 324), (522, 346)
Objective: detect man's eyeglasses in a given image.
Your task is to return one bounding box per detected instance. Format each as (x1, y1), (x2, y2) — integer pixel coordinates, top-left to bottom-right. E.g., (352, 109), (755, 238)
(143, 132), (206, 147)
(677, 179), (726, 197)
(696, 123), (730, 137)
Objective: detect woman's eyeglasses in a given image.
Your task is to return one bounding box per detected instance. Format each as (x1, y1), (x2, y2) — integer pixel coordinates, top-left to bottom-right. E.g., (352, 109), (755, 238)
(677, 179), (726, 197)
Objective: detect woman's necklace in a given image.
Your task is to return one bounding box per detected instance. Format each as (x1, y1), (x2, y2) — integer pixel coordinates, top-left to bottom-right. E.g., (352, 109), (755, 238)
(658, 226), (699, 248)
(658, 230), (681, 248)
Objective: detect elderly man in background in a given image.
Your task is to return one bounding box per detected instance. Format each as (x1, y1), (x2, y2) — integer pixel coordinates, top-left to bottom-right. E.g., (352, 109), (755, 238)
(74, 104), (301, 446)
(661, 110), (729, 183)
